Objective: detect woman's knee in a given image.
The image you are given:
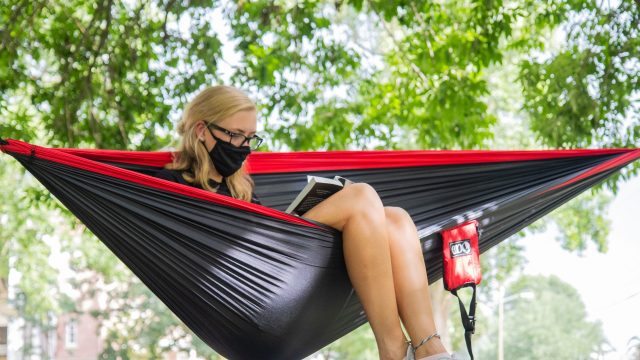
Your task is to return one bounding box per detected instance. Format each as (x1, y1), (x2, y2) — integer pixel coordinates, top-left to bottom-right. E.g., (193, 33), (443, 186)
(384, 206), (419, 245)
(384, 206), (412, 227)
(345, 183), (384, 216)
(301, 183), (381, 230)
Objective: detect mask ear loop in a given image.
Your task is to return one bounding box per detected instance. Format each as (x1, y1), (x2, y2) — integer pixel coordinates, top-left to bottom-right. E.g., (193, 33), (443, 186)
(207, 126), (225, 144)
(199, 129), (225, 185)
(199, 126), (213, 151)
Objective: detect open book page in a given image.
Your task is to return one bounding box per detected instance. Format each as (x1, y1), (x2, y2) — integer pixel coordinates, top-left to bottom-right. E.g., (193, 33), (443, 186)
(333, 175), (354, 187)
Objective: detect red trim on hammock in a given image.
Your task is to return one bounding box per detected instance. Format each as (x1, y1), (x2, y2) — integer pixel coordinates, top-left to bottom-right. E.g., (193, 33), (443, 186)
(244, 148), (637, 174)
(0, 139), (324, 230)
(5, 139), (636, 174)
(3, 138), (640, 214)
(540, 148), (640, 194)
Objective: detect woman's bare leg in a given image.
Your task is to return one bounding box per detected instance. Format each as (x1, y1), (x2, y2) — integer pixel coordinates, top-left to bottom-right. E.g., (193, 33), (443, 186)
(301, 183), (407, 360)
(384, 207), (448, 358)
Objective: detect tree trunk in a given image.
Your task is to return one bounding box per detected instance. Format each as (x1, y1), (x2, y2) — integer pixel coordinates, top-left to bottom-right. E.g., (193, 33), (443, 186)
(0, 277), (14, 359)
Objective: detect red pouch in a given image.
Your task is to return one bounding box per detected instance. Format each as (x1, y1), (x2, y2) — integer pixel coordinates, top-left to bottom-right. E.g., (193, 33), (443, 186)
(442, 219), (482, 291)
(440, 219), (481, 360)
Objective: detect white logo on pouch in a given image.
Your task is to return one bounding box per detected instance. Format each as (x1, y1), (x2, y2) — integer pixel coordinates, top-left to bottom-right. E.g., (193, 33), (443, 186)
(450, 239), (472, 257)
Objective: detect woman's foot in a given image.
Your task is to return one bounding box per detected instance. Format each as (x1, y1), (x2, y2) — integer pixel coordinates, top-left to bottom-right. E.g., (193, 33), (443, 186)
(413, 337), (448, 359)
(380, 337), (411, 360)
(415, 353), (455, 360)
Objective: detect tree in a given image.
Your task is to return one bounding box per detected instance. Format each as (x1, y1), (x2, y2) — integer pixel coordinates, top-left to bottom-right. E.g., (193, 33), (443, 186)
(628, 336), (640, 360)
(476, 274), (609, 359)
(1, 0), (638, 356)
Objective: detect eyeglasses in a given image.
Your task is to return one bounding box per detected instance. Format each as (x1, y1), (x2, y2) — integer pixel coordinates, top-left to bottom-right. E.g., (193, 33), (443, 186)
(207, 123), (264, 150)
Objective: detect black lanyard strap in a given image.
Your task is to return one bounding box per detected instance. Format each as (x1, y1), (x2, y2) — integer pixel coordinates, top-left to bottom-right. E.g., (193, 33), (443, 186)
(452, 283), (477, 360)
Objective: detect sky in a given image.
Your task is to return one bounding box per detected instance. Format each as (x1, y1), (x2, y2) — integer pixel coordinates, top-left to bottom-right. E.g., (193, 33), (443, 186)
(522, 173), (640, 359)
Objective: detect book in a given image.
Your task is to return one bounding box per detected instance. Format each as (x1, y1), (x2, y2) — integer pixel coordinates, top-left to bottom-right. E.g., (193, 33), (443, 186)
(285, 175), (354, 216)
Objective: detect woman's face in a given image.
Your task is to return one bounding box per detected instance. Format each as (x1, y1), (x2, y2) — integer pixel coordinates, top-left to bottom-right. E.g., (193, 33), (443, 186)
(196, 109), (257, 151)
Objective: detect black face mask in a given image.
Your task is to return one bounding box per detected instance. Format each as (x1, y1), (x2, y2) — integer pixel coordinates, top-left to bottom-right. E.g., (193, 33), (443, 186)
(202, 127), (251, 178)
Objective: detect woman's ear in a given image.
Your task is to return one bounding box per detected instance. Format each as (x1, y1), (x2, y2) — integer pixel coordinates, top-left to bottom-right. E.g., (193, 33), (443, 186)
(195, 121), (206, 142)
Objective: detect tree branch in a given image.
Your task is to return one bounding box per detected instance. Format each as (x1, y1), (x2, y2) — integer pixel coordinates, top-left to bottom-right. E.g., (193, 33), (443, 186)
(0, 0), (28, 49)
(162, 0), (177, 42)
(366, 0), (430, 90)
(90, 0), (114, 69)
(409, 2), (435, 59)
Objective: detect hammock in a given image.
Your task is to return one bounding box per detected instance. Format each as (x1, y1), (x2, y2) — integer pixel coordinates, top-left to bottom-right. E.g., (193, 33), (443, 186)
(1, 138), (639, 359)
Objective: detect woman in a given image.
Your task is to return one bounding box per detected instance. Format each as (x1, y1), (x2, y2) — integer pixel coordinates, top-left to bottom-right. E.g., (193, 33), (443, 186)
(155, 85), (455, 360)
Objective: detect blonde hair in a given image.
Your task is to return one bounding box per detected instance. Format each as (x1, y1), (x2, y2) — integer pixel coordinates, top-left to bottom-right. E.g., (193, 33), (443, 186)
(165, 85), (257, 202)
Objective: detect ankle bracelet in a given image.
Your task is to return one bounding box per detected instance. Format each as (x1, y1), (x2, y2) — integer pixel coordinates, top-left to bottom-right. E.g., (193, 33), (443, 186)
(412, 332), (441, 352)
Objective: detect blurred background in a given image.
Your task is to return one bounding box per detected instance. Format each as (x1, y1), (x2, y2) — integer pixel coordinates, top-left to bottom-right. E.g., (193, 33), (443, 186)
(0, 0), (638, 359)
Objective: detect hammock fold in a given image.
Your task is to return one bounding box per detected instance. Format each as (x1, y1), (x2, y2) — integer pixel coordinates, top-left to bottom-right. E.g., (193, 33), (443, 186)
(1, 138), (639, 359)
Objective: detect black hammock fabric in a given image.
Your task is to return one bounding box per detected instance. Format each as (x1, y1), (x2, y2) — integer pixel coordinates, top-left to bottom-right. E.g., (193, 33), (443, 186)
(1, 138), (639, 359)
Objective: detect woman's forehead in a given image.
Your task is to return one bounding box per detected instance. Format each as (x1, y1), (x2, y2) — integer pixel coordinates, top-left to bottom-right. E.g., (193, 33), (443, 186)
(218, 110), (257, 133)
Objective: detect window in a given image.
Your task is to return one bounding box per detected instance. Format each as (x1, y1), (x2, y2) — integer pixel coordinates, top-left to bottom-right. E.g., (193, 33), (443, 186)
(64, 319), (78, 349)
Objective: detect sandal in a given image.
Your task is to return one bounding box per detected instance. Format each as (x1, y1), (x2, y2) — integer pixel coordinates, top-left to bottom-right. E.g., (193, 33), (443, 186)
(404, 339), (415, 360)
